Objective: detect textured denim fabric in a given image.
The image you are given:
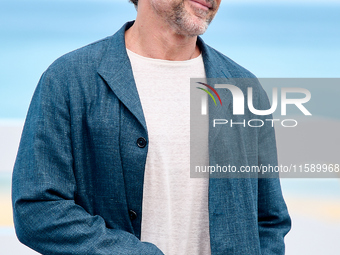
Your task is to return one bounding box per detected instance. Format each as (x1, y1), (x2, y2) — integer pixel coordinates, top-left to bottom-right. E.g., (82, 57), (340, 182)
(12, 21), (291, 254)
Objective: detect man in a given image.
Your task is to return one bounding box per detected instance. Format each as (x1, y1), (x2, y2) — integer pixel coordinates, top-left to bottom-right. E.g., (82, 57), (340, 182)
(12, 0), (291, 254)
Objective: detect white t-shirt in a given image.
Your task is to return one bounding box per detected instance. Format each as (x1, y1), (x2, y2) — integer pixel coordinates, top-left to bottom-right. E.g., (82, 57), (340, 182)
(127, 49), (210, 255)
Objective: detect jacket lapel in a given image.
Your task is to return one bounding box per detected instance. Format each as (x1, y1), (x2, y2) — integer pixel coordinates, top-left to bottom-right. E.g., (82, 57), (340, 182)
(97, 21), (148, 132)
(198, 37), (236, 142)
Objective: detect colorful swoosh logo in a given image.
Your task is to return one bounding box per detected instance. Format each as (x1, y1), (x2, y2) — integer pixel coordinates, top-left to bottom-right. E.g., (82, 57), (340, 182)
(196, 82), (222, 106)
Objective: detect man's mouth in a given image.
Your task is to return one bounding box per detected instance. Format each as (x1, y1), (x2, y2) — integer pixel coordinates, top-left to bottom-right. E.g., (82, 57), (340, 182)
(189, 0), (213, 11)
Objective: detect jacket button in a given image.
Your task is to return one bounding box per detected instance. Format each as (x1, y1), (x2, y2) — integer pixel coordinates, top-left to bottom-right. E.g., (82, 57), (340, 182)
(136, 137), (147, 148)
(129, 210), (137, 221)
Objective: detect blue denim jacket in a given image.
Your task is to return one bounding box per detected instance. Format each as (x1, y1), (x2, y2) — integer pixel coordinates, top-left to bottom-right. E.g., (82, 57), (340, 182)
(12, 21), (291, 254)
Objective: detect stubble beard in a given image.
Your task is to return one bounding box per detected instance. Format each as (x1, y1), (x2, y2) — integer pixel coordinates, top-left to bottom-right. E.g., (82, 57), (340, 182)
(154, 0), (217, 37)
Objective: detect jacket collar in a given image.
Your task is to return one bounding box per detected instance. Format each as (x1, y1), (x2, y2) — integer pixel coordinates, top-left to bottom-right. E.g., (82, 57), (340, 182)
(97, 21), (147, 129)
(196, 36), (234, 136)
(98, 21), (233, 131)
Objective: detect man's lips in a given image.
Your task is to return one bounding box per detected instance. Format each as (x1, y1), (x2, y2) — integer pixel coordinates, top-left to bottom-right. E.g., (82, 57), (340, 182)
(190, 0), (213, 10)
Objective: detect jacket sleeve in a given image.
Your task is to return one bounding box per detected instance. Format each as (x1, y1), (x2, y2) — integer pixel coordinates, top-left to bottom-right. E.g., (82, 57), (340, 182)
(12, 70), (164, 255)
(256, 85), (292, 255)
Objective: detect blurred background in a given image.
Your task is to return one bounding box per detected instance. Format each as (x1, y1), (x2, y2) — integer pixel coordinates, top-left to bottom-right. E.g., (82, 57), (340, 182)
(1, 0), (339, 254)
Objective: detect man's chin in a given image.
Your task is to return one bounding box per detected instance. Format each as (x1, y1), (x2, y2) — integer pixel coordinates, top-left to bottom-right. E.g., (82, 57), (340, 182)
(175, 23), (209, 37)
(189, 19), (210, 35)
